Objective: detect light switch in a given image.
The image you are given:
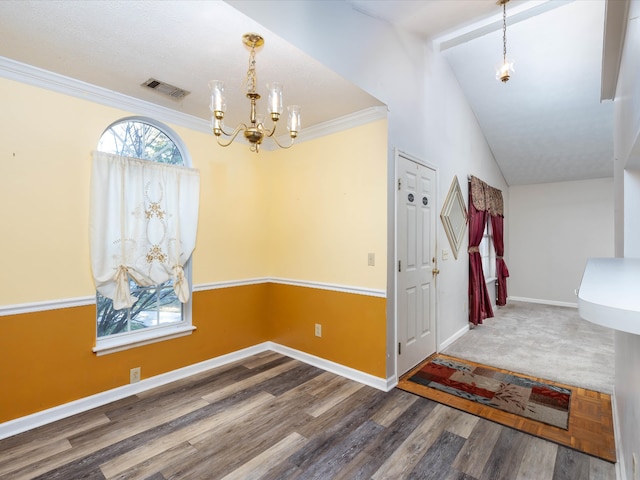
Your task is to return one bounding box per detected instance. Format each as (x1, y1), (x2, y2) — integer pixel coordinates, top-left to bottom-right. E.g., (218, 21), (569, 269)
(442, 249), (449, 261)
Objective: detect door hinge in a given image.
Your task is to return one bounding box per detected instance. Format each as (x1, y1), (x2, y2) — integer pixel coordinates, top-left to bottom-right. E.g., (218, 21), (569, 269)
(398, 260), (401, 272)
(398, 179), (402, 191)
(398, 342), (402, 355)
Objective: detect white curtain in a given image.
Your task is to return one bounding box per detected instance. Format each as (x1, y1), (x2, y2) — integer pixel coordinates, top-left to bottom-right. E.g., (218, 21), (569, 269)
(90, 151), (200, 310)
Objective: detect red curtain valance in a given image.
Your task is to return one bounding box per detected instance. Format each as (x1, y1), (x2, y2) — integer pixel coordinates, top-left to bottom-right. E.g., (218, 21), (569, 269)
(470, 175), (504, 216)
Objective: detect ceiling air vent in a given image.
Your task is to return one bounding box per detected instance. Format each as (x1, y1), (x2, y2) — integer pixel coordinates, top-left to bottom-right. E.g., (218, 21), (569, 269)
(141, 78), (190, 100)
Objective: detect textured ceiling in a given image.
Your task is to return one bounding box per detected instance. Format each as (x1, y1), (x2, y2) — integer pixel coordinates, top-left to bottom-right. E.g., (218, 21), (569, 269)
(347, 0), (614, 186)
(0, 0), (614, 186)
(0, 0), (383, 133)
(441, 0), (614, 185)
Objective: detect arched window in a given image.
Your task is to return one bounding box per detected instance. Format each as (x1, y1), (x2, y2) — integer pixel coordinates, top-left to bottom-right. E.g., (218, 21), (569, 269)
(94, 117), (195, 349)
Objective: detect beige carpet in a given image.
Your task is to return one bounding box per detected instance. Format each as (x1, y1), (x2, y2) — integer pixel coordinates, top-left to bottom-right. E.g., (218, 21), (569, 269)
(443, 301), (614, 394)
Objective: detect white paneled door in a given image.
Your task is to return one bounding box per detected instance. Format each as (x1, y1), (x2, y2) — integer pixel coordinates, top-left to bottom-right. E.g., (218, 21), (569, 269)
(397, 154), (437, 376)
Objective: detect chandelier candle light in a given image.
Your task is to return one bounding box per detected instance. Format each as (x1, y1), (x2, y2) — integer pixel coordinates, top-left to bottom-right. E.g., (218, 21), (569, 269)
(496, 0), (514, 83)
(209, 33), (301, 153)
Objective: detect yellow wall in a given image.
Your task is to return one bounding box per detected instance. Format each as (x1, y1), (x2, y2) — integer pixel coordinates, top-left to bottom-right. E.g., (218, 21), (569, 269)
(0, 286), (271, 422)
(0, 78), (388, 424)
(268, 284), (387, 377)
(266, 121), (388, 289)
(0, 77), (270, 304)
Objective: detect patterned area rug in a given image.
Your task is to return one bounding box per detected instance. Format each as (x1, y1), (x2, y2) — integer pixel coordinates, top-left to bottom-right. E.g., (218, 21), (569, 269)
(405, 355), (571, 429)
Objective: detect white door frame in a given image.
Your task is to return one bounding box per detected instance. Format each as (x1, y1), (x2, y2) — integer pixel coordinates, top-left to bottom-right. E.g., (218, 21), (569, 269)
(393, 148), (439, 380)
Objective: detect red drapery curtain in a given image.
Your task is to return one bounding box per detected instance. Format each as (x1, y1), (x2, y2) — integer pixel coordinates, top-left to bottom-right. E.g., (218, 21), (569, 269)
(491, 214), (510, 305)
(468, 189), (493, 325)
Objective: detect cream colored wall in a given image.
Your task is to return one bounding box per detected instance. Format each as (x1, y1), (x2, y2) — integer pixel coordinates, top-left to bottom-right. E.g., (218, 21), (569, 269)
(0, 74), (391, 423)
(0, 77), (269, 305)
(0, 76), (388, 306)
(172, 126), (272, 285)
(264, 121), (388, 289)
(1, 78), (111, 304)
(509, 178), (614, 305)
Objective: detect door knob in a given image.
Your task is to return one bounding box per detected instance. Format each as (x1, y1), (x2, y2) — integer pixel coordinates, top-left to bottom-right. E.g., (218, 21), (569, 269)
(432, 268), (440, 275)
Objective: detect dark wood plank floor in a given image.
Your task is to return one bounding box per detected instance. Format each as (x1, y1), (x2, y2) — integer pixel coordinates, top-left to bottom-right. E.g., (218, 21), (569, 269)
(0, 352), (616, 480)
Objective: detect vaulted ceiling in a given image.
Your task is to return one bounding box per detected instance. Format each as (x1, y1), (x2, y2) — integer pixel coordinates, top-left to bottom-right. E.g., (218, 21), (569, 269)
(0, 0), (613, 186)
(347, 0), (614, 185)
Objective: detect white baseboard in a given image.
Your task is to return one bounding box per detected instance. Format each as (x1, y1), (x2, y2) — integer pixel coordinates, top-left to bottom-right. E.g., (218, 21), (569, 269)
(439, 324), (470, 351)
(611, 389), (626, 480)
(508, 296), (578, 309)
(0, 343), (272, 440)
(0, 342), (391, 440)
(267, 342), (393, 392)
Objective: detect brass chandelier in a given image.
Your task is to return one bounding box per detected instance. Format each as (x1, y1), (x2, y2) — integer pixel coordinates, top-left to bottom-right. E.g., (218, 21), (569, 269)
(209, 33), (301, 153)
(496, 0), (514, 83)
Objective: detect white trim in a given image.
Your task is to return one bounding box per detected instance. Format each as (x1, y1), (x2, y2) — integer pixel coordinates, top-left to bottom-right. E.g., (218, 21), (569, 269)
(0, 343), (272, 440)
(0, 296), (95, 316)
(282, 106), (388, 146)
(0, 56), (387, 145)
(439, 324), (470, 351)
(195, 277), (386, 297)
(269, 277), (386, 298)
(1, 278), (385, 317)
(93, 325), (197, 356)
(508, 296), (578, 309)
(193, 278), (270, 292)
(266, 342), (392, 392)
(0, 342), (391, 440)
(0, 56), (209, 134)
(611, 389), (625, 480)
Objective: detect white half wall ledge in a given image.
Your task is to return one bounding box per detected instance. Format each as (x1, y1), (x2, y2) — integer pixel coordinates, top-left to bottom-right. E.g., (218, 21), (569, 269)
(0, 342), (391, 441)
(578, 257), (640, 335)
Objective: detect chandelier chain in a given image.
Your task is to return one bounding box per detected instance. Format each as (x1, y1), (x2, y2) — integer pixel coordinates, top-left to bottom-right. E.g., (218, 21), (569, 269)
(502, 2), (507, 62)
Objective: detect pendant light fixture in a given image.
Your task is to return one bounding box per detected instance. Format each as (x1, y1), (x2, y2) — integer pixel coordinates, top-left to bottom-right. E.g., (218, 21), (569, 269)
(209, 33), (301, 153)
(496, 0), (514, 83)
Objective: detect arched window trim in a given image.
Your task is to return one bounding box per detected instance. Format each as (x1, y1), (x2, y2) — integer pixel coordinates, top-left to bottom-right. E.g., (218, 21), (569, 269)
(93, 117), (195, 356)
(100, 115), (193, 167)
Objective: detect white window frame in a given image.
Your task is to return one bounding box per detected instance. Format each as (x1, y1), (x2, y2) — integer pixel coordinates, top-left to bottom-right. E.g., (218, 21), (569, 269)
(93, 116), (195, 356)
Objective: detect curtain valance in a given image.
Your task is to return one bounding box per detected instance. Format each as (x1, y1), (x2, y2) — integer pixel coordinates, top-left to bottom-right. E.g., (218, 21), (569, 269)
(90, 151), (200, 310)
(470, 175), (503, 216)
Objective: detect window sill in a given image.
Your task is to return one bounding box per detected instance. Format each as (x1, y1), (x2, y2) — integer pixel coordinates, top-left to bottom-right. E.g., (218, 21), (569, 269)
(93, 324), (196, 356)
(485, 276), (498, 283)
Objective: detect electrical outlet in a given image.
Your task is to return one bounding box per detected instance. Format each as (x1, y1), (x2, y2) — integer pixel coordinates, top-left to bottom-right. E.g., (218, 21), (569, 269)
(368, 252), (375, 266)
(130, 367), (141, 384)
(315, 324), (322, 337)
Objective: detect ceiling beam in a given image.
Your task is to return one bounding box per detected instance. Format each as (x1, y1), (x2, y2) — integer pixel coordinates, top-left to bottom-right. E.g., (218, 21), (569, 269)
(435, 0), (574, 51)
(600, 0), (630, 101)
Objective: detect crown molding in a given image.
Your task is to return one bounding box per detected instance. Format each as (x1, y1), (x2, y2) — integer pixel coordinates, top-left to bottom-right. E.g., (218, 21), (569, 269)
(0, 56), (387, 143)
(0, 56), (209, 133)
(267, 105), (388, 150)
